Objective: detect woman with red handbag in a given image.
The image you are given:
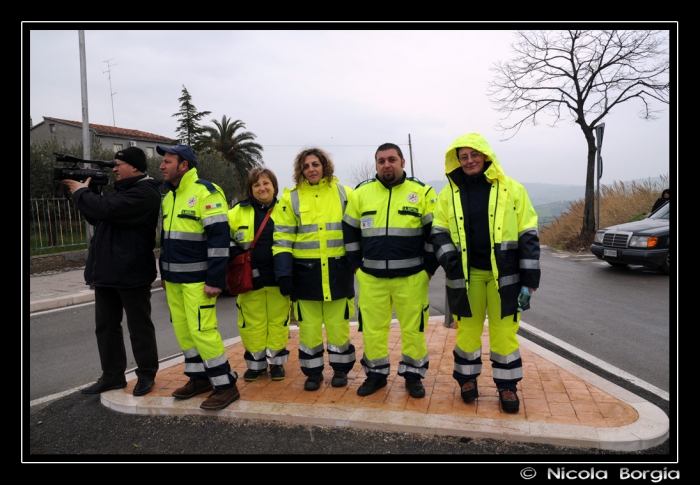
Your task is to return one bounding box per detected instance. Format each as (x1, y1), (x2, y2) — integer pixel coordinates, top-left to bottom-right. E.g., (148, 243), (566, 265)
(227, 168), (291, 382)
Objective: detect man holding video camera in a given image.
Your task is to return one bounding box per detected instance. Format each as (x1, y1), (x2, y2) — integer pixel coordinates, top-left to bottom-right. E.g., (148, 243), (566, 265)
(61, 146), (162, 397)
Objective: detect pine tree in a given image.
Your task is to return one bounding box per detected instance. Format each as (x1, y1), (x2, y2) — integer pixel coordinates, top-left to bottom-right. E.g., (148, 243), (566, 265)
(172, 85), (211, 150)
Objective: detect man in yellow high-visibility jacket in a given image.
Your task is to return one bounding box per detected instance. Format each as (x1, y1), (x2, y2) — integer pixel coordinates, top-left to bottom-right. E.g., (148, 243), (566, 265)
(342, 142), (439, 399)
(158, 144), (239, 411)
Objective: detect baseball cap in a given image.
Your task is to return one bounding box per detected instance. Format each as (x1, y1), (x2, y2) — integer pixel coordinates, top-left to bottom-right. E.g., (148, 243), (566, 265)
(156, 145), (198, 168)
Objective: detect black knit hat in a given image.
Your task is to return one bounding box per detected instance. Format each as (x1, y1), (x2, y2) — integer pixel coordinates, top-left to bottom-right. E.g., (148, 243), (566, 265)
(115, 146), (148, 173)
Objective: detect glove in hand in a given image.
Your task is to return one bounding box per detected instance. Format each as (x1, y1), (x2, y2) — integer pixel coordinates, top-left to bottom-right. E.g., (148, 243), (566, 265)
(278, 276), (293, 296)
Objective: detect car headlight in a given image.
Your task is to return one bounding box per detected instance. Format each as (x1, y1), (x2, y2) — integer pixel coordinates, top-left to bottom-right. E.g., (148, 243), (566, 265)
(629, 236), (658, 248)
(594, 231), (605, 244)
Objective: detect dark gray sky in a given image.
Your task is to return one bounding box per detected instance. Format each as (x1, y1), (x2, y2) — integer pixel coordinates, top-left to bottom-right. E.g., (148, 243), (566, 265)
(26, 27), (673, 189)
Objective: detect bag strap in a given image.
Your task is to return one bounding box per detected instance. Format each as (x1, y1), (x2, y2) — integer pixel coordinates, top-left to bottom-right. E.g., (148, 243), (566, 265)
(249, 206), (273, 250)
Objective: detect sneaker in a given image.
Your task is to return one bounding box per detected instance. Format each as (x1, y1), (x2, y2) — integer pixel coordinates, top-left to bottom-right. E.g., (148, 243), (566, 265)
(357, 377), (387, 396)
(200, 384), (240, 410)
(460, 380), (478, 402)
(304, 373), (323, 391)
(270, 365), (286, 381)
(405, 378), (426, 398)
(331, 371), (348, 387)
(498, 388), (520, 413)
(171, 378), (213, 399)
(243, 368), (267, 382)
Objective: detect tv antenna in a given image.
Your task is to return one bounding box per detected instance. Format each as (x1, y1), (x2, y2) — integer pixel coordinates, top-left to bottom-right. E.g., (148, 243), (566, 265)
(103, 59), (118, 126)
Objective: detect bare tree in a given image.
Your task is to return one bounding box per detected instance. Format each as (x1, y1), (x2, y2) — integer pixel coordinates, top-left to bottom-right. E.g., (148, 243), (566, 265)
(488, 30), (670, 238)
(347, 157), (377, 187)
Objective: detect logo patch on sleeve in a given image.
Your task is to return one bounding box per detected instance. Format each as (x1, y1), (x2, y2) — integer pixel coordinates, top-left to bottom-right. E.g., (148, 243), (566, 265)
(205, 202), (223, 210)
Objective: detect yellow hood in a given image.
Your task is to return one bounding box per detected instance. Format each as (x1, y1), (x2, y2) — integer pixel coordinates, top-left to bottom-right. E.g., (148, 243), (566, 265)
(444, 133), (504, 181)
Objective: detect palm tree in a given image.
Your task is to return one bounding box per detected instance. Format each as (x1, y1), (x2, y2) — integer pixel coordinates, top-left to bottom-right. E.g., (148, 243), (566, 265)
(201, 116), (264, 192)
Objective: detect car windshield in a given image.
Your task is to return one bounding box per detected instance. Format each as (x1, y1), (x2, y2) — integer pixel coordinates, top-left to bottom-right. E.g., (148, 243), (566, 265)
(649, 201), (669, 220)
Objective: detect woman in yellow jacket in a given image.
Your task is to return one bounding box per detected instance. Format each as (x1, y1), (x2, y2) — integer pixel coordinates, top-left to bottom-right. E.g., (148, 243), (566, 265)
(431, 133), (540, 413)
(228, 168), (291, 382)
(273, 148), (356, 391)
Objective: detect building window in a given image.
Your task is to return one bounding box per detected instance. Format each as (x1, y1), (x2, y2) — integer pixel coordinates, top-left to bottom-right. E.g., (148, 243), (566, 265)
(113, 144), (123, 152)
(49, 124), (56, 133)
(146, 147), (154, 158)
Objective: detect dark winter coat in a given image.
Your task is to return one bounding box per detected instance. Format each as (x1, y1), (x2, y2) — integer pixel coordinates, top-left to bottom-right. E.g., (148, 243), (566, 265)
(72, 174), (162, 288)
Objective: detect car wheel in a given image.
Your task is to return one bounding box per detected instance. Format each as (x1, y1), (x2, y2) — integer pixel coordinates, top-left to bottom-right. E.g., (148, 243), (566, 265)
(661, 252), (670, 275)
(607, 262), (628, 268)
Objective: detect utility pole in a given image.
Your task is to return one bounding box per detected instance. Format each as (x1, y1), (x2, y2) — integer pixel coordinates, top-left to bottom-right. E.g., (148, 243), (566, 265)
(79, 31), (94, 247)
(408, 134), (414, 177)
(103, 59), (118, 126)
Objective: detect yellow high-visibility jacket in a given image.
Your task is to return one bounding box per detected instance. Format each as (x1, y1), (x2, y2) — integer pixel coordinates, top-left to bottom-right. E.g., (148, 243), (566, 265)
(431, 133), (540, 318)
(273, 177), (354, 301)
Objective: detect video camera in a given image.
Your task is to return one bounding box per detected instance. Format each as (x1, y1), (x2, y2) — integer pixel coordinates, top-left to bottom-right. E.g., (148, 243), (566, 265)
(53, 153), (116, 187)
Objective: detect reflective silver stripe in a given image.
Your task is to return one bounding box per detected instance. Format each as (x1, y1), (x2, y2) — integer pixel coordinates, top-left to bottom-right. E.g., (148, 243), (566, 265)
(166, 262), (209, 272)
(163, 231), (206, 241)
(446, 278), (466, 289)
(294, 241), (320, 250)
(252, 268), (260, 278)
(274, 224), (297, 234)
(454, 363), (482, 375)
(249, 349), (266, 361)
(208, 248), (229, 257)
(203, 213), (228, 226)
(183, 348), (200, 359)
(361, 227), (423, 237)
(343, 213), (360, 228)
(431, 226), (450, 235)
(397, 363), (428, 378)
(300, 342), (324, 355)
(490, 349), (521, 365)
(247, 360), (268, 371)
(421, 212), (433, 225)
(185, 362), (205, 373)
(519, 227), (539, 238)
(401, 353), (429, 368)
(362, 353), (390, 367)
(274, 239), (294, 248)
(520, 259), (540, 269)
(454, 345), (481, 361)
(361, 363), (390, 376)
(424, 242), (434, 253)
(327, 341), (350, 353)
(337, 184), (347, 210)
(500, 240), (518, 250)
(204, 354), (228, 368)
(328, 352), (356, 364)
(345, 242), (361, 252)
(300, 356), (325, 368)
(326, 239), (345, 248)
(291, 190), (301, 218)
(363, 257), (423, 270)
(436, 243), (457, 260)
(492, 367), (523, 380)
(499, 274), (520, 287)
(325, 222), (343, 231)
(268, 354), (289, 365)
(210, 374), (232, 386)
(298, 224), (318, 234)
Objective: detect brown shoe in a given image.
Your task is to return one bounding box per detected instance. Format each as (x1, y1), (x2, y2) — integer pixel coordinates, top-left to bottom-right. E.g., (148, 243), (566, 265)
(200, 384), (240, 410)
(172, 378), (213, 399)
(498, 388), (520, 413)
(460, 380), (478, 402)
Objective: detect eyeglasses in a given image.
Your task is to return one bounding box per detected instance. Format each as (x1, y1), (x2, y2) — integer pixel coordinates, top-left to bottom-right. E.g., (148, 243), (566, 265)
(458, 152), (484, 162)
(114, 162), (128, 167)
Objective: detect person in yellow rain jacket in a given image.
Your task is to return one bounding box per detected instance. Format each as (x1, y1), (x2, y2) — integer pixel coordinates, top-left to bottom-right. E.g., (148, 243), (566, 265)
(158, 144), (239, 411)
(273, 148), (356, 392)
(342, 143), (439, 399)
(430, 133), (540, 413)
(228, 168), (290, 382)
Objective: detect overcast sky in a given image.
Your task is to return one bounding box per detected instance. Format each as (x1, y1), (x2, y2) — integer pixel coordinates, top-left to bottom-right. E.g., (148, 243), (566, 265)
(25, 27), (674, 191)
